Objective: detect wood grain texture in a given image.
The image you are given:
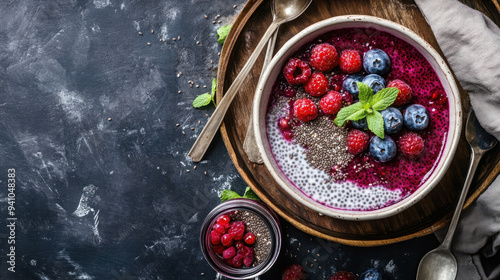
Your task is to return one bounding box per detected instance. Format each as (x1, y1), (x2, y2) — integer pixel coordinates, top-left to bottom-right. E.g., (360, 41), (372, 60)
(216, 0), (500, 246)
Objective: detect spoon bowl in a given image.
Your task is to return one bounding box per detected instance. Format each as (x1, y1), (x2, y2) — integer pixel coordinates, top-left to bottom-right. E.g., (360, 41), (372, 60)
(274, 0), (312, 22)
(417, 247), (457, 279)
(417, 109), (498, 280)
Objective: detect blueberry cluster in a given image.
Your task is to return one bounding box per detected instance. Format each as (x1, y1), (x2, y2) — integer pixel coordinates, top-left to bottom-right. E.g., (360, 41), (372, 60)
(369, 104), (429, 162)
(343, 48), (391, 97)
(341, 49), (430, 162)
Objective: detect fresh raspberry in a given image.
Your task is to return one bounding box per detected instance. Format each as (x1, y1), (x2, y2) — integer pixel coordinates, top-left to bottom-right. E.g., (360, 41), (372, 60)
(221, 234), (233, 246)
(216, 215), (230, 226)
(388, 79), (412, 106)
(212, 244), (225, 255)
(282, 264), (307, 280)
(222, 246), (236, 260)
(398, 132), (425, 160)
(320, 91), (343, 115)
(244, 232), (256, 245)
(210, 230), (222, 245)
(213, 223), (226, 234)
(228, 221), (246, 240)
(347, 129), (370, 154)
(329, 271), (356, 280)
(339, 50), (362, 74)
(293, 98), (318, 122)
(310, 43), (339, 72)
(283, 58), (311, 85)
(304, 72), (329, 97)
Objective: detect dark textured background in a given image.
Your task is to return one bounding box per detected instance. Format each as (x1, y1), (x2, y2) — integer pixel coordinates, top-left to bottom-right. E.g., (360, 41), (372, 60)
(0, 0), (439, 279)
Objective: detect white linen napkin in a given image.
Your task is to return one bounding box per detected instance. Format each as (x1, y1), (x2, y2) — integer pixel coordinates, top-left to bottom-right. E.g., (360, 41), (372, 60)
(414, 0), (500, 279)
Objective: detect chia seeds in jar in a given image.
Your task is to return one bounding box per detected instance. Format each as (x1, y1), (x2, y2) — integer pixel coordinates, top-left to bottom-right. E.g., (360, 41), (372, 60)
(231, 210), (272, 267)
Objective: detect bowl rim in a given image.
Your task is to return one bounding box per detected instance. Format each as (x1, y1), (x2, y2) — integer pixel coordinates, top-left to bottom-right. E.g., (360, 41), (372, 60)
(252, 15), (462, 221)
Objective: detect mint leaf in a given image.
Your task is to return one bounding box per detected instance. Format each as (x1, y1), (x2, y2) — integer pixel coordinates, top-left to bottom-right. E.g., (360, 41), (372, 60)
(334, 102), (366, 127)
(211, 78), (217, 95)
(243, 187), (261, 201)
(220, 190), (241, 202)
(217, 24), (232, 45)
(357, 82), (374, 108)
(371, 87), (399, 111)
(193, 93), (213, 108)
(367, 110), (385, 138)
(210, 78), (217, 106)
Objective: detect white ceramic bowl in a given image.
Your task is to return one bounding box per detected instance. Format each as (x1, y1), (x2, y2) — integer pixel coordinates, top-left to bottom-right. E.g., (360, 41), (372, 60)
(253, 15), (462, 221)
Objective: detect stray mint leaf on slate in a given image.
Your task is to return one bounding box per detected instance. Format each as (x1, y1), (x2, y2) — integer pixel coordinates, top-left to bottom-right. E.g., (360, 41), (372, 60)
(210, 78), (217, 106)
(367, 110), (385, 138)
(192, 93), (213, 108)
(370, 87), (399, 111)
(217, 24), (232, 45)
(220, 190), (241, 202)
(243, 187), (261, 201)
(211, 78), (217, 96)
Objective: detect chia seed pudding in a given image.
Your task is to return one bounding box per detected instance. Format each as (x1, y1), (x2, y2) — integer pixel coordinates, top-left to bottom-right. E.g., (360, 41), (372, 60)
(266, 28), (449, 211)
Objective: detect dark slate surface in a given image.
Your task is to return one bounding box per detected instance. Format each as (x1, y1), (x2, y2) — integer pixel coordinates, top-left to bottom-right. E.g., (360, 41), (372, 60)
(0, 0), (439, 279)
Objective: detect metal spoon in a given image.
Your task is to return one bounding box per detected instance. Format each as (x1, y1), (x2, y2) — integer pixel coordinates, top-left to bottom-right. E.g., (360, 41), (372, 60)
(416, 109), (498, 280)
(188, 0), (313, 162)
(243, 1), (280, 164)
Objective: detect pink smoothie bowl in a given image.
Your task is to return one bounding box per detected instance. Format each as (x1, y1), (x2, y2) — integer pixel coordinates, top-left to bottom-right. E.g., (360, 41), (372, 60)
(252, 15), (462, 221)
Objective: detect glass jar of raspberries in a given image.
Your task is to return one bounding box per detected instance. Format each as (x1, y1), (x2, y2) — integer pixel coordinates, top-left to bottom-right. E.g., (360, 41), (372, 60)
(200, 198), (282, 279)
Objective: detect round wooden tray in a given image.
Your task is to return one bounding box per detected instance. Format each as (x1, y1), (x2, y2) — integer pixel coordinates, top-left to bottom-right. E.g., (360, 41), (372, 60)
(216, 0), (500, 246)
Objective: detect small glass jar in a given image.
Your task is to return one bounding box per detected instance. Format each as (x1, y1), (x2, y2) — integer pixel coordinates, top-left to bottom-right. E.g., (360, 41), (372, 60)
(200, 198), (282, 279)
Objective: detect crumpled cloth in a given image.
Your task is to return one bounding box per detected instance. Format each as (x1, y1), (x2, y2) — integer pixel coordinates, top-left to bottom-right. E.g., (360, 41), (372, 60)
(414, 0), (500, 279)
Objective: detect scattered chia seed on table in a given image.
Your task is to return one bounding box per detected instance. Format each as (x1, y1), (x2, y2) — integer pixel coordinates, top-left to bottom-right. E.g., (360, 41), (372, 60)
(231, 210), (271, 267)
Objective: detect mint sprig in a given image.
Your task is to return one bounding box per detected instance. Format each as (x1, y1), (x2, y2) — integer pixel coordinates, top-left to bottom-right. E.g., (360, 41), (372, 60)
(193, 78), (217, 108)
(220, 190), (241, 202)
(220, 187), (261, 202)
(334, 82), (399, 138)
(217, 24), (232, 45)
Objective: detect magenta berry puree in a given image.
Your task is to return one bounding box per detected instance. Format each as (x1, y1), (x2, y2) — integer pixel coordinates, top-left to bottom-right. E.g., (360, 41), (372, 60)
(266, 28), (449, 211)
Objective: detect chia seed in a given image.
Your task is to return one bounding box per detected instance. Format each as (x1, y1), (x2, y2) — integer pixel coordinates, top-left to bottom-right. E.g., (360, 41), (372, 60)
(292, 116), (353, 180)
(231, 210), (272, 267)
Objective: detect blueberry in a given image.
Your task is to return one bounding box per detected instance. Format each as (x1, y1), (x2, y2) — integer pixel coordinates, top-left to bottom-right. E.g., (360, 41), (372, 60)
(352, 118), (368, 130)
(404, 104), (430, 131)
(363, 49), (391, 75)
(381, 107), (403, 134)
(343, 74), (364, 99)
(362, 74), (386, 93)
(369, 136), (397, 162)
(361, 269), (384, 280)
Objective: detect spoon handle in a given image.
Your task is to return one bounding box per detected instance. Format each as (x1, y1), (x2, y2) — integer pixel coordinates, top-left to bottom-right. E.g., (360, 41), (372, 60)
(188, 20), (281, 162)
(243, 27), (279, 164)
(441, 150), (481, 249)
